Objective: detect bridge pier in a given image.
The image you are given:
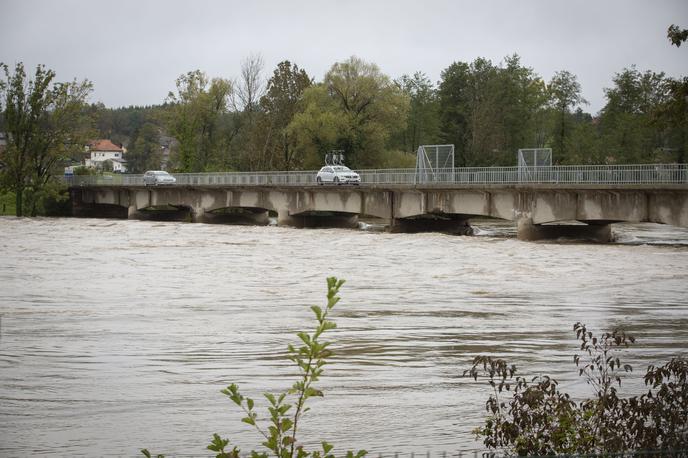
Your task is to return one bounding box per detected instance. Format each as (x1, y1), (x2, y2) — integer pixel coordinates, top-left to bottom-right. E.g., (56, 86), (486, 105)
(517, 218), (612, 242)
(191, 207), (206, 223)
(127, 205), (140, 219)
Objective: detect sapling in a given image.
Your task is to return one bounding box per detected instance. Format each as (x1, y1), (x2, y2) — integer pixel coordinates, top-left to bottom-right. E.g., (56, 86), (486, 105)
(143, 277), (367, 458)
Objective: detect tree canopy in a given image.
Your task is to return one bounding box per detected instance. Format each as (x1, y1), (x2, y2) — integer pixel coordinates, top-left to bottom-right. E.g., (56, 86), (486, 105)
(0, 62), (92, 216)
(287, 56), (409, 168)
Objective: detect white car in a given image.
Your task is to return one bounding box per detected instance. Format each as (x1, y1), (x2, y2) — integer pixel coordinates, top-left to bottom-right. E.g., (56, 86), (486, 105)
(316, 166), (361, 185)
(143, 170), (176, 186)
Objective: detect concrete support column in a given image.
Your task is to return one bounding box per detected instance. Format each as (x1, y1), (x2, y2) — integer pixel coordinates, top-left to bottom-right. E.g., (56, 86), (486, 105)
(517, 218), (612, 242)
(127, 205), (140, 220)
(191, 207), (206, 223)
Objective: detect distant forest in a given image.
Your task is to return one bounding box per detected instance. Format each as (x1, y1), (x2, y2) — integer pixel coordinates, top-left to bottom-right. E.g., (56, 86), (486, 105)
(85, 52), (686, 174)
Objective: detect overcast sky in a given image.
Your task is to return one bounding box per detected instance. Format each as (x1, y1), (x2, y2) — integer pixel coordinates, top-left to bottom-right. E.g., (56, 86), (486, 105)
(2, 0), (687, 114)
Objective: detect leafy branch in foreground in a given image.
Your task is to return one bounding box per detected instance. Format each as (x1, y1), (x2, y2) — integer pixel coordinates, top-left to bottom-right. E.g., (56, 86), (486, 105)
(143, 277), (366, 458)
(465, 322), (688, 456)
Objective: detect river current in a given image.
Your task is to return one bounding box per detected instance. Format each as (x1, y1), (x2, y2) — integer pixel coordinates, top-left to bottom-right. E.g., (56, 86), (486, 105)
(1, 217), (687, 456)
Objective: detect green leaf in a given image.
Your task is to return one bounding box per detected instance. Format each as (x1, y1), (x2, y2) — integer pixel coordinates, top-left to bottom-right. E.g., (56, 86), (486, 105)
(241, 416), (256, 426)
(207, 433), (229, 453)
(264, 393), (276, 406)
(322, 321), (337, 331)
(282, 436), (295, 446)
(305, 387), (323, 397)
(311, 305), (323, 320)
(281, 418), (294, 432)
(278, 404), (292, 415)
(322, 441), (334, 454)
(247, 398), (254, 411)
(297, 332), (311, 346)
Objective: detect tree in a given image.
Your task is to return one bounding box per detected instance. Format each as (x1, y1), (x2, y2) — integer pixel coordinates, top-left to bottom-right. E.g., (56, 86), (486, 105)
(165, 70), (232, 172)
(492, 55), (549, 162)
(127, 122), (162, 173)
(438, 56), (548, 166)
(286, 85), (342, 169)
(0, 62), (92, 216)
(256, 60), (312, 170)
(547, 70), (587, 161)
(668, 24), (688, 47)
(288, 56), (409, 168)
(394, 72), (440, 153)
(659, 76), (688, 163)
(438, 61), (472, 165)
(231, 54), (268, 171)
(598, 67), (670, 163)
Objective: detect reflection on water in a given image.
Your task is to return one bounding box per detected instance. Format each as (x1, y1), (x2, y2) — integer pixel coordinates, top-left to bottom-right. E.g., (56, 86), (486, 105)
(0, 216), (687, 456)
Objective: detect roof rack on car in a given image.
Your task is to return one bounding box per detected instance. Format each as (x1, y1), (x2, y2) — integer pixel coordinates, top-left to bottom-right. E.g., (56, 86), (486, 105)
(325, 150), (345, 166)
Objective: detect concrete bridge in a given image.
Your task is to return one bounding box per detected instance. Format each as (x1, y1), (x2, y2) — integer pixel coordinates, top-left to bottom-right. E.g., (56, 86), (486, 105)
(70, 182), (688, 241)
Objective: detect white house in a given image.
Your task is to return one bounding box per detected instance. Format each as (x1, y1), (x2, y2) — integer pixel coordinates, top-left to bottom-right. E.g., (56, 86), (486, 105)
(84, 139), (128, 173)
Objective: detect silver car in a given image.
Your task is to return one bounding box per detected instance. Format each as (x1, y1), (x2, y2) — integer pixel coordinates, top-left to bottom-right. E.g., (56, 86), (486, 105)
(316, 166), (361, 185)
(143, 170), (176, 186)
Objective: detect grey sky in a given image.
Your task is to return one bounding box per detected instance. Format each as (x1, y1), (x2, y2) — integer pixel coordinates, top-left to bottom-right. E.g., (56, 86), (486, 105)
(2, 0), (687, 114)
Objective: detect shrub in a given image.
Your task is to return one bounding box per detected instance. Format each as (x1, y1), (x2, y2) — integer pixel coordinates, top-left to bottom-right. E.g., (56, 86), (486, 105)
(465, 322), (688, 455)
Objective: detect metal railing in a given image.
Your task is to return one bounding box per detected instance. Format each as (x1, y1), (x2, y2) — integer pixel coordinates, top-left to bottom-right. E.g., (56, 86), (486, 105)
(62, 164), (688, 187)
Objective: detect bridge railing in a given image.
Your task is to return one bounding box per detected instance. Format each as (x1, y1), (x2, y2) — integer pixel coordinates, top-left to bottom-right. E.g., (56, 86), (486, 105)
(63, 163), (687, 187)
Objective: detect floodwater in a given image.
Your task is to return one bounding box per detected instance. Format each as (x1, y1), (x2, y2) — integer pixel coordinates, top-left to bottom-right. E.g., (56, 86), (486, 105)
(1, 217), (687, 457)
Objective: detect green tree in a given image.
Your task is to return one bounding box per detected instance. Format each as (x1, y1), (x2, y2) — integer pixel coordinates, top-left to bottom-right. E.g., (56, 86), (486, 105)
(438, 56), (548, 166)
(493, 55), (549, 162)
(395, 72), (440, 153)
(230, 54), (268, 171)
(286, 85), (342, 169)
(667, 24), (688, 47)
(438, 61), (472, 165)
(597, 66), (670, 163)
(659, 77), (688, 163)
(254, 60), (312, 171)
(165, 70), (232, 172)
(0, 62), (92, 216)
(547, 70), (587, 161)
(288, 56), (409, 168)
(127, 122), (162, 173)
